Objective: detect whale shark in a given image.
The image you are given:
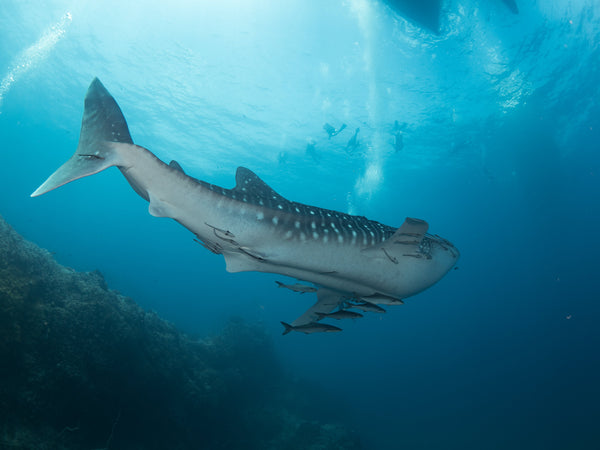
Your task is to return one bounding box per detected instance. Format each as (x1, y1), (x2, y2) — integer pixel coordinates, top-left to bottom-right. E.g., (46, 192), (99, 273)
(32, 78), (459, 333)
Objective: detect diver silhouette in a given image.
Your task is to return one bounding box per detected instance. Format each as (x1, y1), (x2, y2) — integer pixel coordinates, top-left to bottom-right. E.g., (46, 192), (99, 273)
(393, 132), (404, 153)
(346, 127), (360, 153)
(392, 120), (407, 152)
(323, 122), (347, 139)
(305, 139), (319, 162)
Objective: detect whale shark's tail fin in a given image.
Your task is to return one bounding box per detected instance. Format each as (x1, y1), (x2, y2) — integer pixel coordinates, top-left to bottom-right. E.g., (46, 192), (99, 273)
(31, 78), (132, 197)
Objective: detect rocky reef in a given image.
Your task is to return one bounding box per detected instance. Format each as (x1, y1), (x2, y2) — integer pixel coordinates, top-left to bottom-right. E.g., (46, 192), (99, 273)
(0, 215), (361, 450)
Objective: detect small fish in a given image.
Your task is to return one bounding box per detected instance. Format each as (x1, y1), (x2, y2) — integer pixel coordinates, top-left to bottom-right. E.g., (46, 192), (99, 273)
(359, 294), (404, 305)
(348, 302), (386, 314)
(275, 281), (317, 294)
(281, 321), (342, 335)
(315, 310), (363, 320)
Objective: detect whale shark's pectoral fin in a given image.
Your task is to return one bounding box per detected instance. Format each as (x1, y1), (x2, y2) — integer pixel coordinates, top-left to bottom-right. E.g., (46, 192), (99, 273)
(222, 247), (268, 273)
(148, 192), (176, 218)
(361, 217), (429, 262)
(291, 288), (343, 327)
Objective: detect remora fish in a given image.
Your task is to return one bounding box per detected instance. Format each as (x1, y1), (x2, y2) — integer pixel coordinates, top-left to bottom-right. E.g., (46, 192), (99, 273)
(359, 293), (404, 305)
(315, 310), (363, 320)
(275, 281), (317, 294)
(348, 302), (386, 314)
(31, 78), (459, 331)
(280, 321), (342, 335)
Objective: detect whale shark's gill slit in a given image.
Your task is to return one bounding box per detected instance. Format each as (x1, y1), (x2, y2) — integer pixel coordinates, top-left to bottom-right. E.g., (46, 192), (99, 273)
(403, 253), (427, 259)
(393, 232), (423, 245)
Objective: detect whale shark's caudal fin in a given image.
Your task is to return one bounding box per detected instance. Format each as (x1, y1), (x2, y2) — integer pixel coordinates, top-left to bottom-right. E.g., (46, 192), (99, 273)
(31, 78), (132, 197)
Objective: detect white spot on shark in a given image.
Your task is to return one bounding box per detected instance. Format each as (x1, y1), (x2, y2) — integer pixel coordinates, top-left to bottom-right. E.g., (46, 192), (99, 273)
(272, 217), (279, 225)
(256, 212), (264, 220)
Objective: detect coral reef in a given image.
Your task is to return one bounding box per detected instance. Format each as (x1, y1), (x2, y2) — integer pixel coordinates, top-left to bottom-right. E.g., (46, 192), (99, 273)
(0, 215), (361, 450)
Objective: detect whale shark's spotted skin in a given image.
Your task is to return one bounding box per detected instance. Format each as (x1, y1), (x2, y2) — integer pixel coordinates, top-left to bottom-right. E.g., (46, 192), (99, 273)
(198, 168), (395, 248)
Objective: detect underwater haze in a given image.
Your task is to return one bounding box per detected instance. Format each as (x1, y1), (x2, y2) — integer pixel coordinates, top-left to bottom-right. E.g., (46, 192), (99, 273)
(1, 0), (599, 448)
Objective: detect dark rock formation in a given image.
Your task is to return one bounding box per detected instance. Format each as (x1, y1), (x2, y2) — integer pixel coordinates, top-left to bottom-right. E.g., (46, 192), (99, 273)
(0, 215), (361, 450)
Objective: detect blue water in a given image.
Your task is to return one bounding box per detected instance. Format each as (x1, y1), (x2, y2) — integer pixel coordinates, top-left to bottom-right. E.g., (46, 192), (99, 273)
(1, 0), (599, 448)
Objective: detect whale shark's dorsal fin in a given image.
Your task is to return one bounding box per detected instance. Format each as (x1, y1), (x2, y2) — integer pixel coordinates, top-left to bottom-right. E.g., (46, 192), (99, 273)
(233, 167), (289, 205)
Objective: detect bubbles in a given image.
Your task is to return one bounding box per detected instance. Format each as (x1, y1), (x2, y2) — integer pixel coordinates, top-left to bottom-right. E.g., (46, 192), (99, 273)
(354, 158), (384, 199)
(319, 62), (329, 77)
(0, 11), (72, 109)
